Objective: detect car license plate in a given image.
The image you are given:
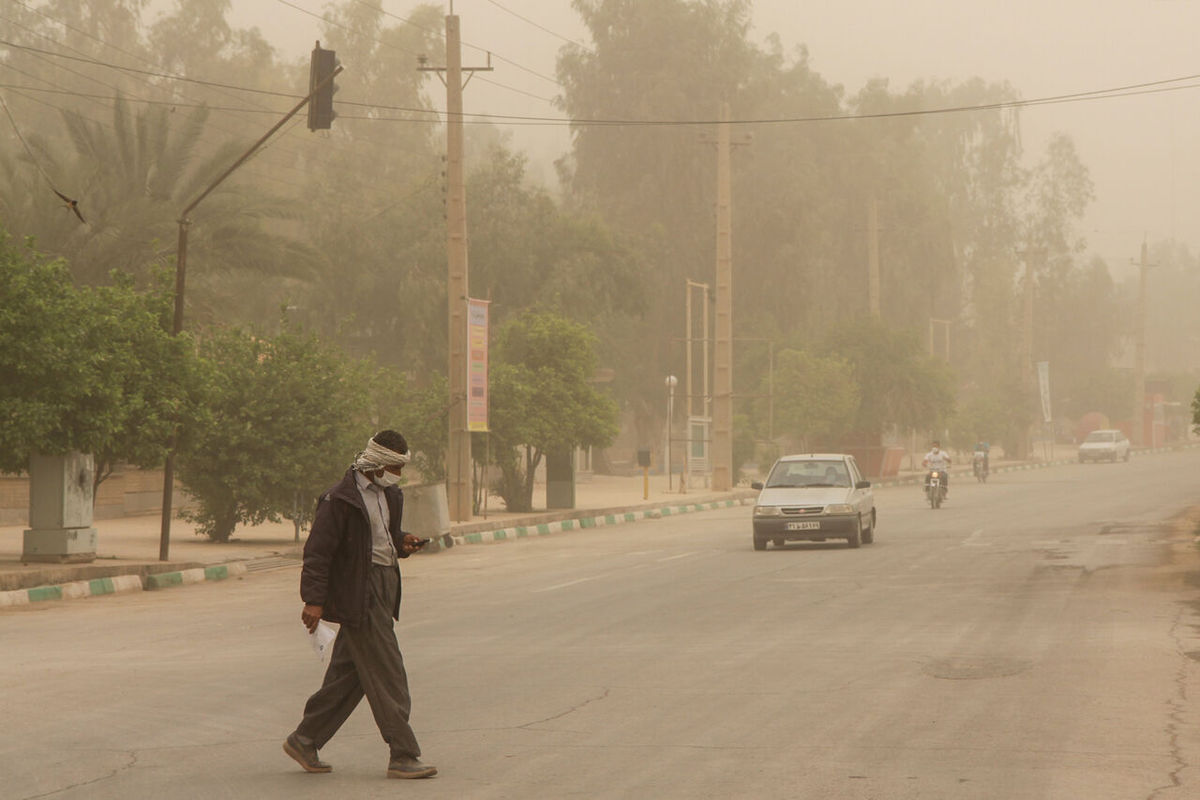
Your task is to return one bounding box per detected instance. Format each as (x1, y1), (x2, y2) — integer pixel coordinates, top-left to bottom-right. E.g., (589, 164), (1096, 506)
(786, 521), (820, 531)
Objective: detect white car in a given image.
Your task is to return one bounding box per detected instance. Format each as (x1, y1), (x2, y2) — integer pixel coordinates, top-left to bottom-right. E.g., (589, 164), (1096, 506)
(1078, 429), (1130, 463)
(750, 453), (875, 550)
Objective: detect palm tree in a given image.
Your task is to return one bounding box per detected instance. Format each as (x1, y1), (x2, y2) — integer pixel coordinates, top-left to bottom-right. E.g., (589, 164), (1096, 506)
(0, 95), (317, 324)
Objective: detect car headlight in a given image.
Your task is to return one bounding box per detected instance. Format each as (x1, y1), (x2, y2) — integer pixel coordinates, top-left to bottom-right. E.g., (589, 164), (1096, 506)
(824, 504), (855, 514)
(754, 505), (781, 517)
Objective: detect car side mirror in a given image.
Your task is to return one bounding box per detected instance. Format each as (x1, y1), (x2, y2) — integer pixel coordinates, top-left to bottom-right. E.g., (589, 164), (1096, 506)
(751, 481), (763, 491)
(855, 480), (871, 489)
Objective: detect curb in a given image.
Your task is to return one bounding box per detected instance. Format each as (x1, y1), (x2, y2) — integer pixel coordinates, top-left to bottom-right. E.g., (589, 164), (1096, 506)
(867, 443), (1200, 489)
(0, 562), (249, 607)
(870, 459), (1078, 489)
(143, 562), (249, 590)
(446, 497), (755, 547)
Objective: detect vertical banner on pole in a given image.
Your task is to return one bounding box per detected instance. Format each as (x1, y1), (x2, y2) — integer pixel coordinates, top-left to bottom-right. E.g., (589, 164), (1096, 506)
(1036, 361), (1052, 424)
(467, 298), (489, 432)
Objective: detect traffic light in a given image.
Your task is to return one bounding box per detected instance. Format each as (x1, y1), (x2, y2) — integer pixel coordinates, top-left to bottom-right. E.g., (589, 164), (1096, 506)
(307, 43), (339, 131)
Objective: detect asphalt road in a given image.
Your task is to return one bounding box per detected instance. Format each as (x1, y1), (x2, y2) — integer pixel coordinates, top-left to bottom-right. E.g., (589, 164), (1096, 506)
(3, 450), (1200, 800)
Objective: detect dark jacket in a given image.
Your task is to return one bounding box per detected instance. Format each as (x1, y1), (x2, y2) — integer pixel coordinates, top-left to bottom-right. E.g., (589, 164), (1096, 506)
(300, 467), (409, 627)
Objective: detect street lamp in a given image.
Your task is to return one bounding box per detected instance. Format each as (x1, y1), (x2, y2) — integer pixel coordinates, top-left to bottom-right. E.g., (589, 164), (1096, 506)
(665, 375), (678, 491)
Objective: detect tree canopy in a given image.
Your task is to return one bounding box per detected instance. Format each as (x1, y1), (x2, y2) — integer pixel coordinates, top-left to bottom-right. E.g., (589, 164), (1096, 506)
(175, 323), (388, 541)
(487, 310), (619, 511)
(0, 234), (199, 480)
(1, 0), (1175, 488)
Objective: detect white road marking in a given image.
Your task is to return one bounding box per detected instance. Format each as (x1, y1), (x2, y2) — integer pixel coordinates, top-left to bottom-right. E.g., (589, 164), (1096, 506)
(532, 576), (602, 593)
(962, 528), (990, 547)
(657, 551), (700, 562)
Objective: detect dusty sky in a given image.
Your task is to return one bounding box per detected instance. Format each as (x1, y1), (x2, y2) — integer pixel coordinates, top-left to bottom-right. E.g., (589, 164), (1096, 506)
(228, 0), (1200, 271)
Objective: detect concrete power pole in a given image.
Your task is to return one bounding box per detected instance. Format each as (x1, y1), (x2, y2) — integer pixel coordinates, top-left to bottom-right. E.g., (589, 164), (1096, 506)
(1131, 237), (1155, 447)
(1019, 252), (1035, 460)
(712, 103), (735, 491)
(420, 11), (491, 521)
(867, 192), (880, 316)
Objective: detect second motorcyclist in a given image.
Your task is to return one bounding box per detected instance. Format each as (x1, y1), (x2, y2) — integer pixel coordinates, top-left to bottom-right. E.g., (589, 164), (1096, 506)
(973, 440), (990, 480)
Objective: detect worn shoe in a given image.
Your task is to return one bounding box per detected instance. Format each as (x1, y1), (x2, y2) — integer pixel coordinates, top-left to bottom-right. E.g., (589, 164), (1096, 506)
(387, 756), (438, 779)
(283, 733), (332, 773)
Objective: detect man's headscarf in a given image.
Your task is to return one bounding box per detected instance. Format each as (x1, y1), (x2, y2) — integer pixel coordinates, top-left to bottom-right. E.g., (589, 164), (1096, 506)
(353, 435), (411, 472)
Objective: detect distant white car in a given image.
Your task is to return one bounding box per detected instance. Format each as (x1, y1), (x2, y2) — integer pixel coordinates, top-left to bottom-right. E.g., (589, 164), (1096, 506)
(1078, 429), (1130, 463)
(750, 453), (875, 550)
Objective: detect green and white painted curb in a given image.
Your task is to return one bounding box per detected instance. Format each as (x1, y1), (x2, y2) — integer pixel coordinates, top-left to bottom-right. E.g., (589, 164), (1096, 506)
(143, 562), (248, 590)
(0, 562), (248, 607)
(0, 574), (144, 607)
(450, 497), (754, 546)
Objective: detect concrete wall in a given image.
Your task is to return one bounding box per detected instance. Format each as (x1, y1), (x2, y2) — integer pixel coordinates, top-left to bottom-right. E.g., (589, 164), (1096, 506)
(1, 467), (192, 526)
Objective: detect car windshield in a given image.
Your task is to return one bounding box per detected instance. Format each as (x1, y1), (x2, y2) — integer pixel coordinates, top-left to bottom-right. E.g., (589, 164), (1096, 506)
(766, 460), (850, 488)
(1085, 431), (1115, 443)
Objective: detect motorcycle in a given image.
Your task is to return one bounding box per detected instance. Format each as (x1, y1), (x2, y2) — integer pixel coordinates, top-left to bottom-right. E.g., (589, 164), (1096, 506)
(973, 451), (989, 483)
(925, 470), (947, 508)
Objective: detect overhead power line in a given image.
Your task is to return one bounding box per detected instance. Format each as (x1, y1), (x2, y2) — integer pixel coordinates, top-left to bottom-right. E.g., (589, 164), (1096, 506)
(482, 0), (595, 53)
(341, 0), (562, 86)
(3, 36), (1199, 127)
(273, 0), (557, 103)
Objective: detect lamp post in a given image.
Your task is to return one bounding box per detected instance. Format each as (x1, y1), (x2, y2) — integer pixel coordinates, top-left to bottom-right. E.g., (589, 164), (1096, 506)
(665, 375), (678, 491)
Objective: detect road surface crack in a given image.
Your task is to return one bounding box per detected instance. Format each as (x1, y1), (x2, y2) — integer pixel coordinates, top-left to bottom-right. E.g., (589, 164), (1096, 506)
(1145, 606), (1189, 800)
(519, 687), (611, 730)
(20, 751), (138, 800)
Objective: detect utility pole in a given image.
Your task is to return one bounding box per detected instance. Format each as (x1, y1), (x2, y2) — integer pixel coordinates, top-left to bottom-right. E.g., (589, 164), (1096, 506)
(684, 280), (711, 492)
(707, 102), (749, 491)
(712, 103), (733, 491)
(1019, 250), (1036, 460)
(1131, 237), (1155, 447)
(419, 9), (492, 521)
(867, 191), (881, 316)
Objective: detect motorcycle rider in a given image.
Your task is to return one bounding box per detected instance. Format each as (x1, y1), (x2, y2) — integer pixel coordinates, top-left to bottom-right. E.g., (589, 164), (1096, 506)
(923, 440), (952, 495)
(973, 440), (990, 476)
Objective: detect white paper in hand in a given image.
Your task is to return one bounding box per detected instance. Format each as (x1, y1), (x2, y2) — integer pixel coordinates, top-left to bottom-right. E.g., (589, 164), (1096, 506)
(308, 620), (336, 664)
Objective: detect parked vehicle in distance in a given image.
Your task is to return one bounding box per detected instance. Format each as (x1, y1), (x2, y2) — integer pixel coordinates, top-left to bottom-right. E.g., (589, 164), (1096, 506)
(750, 454), (875, 550)
(1078, 429), (1130, 463)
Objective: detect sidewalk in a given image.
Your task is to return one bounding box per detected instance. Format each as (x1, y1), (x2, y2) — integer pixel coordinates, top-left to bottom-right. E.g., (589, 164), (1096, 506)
(0, 472), (759, 603)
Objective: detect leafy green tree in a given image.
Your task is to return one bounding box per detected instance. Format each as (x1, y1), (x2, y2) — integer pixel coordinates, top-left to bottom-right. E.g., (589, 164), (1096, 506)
(0, 233), (198, 482)
(84, 270), (208, 491)
(758, 348), (859, 451)
(948, 381), (1031, 455)
(487, 311), (619, 511)
(176, 324), (380, 541)
(1058, 367), (1132, 426)
(820, 318), (955, 442)
(395, 372), (450, 484)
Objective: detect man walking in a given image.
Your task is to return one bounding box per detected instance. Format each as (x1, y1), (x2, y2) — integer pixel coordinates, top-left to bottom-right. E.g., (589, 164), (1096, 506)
(283, 429), (437, 779)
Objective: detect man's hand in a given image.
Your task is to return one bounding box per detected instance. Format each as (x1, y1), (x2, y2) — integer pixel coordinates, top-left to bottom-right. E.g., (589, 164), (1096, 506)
(401, 533), (430, 555)
(301, 604), (323, 633)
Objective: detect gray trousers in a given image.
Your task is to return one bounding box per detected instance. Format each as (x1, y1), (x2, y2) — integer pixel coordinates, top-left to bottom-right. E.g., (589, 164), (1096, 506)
(294, 564), (421, 758)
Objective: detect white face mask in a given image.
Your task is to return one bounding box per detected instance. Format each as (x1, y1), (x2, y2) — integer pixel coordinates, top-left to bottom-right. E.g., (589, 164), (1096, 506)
(373, 469), (403, 487)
